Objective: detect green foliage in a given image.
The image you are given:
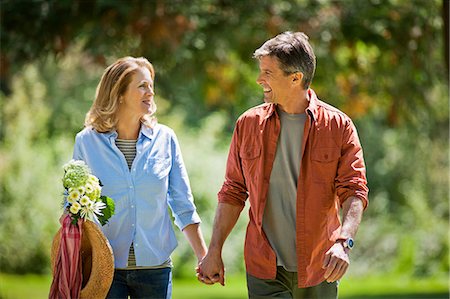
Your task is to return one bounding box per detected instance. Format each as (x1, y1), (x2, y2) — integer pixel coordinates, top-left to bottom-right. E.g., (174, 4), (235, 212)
(0, 65), (73, 274)
(1, 0), (446, 128)
(98, 195), (115, 226)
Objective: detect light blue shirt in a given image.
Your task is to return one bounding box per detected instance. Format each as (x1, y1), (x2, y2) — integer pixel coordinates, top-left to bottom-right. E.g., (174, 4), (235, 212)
(73, 124), (201, 268)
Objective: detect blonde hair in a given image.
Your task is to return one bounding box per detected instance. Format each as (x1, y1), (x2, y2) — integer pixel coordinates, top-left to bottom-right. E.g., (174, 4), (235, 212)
(85, 56), (157, 132)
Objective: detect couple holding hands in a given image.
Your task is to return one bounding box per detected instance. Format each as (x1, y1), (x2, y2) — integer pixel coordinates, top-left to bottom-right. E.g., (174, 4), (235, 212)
(70, 31), (368, 299)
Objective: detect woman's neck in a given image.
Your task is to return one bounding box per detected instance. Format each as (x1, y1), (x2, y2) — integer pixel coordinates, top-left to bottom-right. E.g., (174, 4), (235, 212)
(116, 119), (140, 140)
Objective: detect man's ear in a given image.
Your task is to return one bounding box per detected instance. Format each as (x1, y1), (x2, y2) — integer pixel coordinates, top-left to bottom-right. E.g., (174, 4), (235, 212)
(292, 72), (304, 86)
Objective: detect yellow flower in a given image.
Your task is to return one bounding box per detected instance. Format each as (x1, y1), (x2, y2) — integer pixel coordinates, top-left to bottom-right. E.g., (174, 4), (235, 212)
(85, 183), (94, 194)
(68, 190), (80, 203)
(77, 186), (85, 195)
(80, 195), (91, 206)
(69, 202), (81, 214)
(88, 174), (99, 184)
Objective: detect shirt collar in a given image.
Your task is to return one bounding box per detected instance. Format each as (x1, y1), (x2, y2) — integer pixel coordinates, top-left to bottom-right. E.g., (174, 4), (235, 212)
(265, 103), (277, 119)
(305, 88), (319, 122)
(104, 123), (157, 141)
(264, 88), (319, 121)
(139, 124), (156, 140)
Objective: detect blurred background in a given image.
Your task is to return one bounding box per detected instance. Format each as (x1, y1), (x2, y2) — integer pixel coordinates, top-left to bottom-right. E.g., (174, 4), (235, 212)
(0, 0), (448, 298)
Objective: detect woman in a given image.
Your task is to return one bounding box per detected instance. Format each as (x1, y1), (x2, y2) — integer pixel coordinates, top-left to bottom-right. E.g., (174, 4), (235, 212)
(72, 56), (207, 298)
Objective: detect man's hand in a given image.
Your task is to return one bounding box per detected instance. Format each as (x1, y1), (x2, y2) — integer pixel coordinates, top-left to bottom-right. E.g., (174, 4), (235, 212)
(322, 242), (350, 282)
(196, 250), (225, 286)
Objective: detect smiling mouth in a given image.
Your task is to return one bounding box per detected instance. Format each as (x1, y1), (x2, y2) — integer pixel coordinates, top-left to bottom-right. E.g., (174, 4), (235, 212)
(142, 101), (152, 107)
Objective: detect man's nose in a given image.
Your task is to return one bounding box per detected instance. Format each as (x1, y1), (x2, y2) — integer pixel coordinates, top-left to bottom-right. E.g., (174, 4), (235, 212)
(256, 73), (263, 85)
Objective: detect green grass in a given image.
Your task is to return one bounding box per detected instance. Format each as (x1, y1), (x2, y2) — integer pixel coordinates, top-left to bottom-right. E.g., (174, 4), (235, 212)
(0, 273), (52, 299)
(338, 274), (449, 299)
(0, 273), (448, 299)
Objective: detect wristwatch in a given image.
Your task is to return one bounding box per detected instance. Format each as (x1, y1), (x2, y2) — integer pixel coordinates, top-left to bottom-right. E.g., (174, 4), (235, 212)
(339, 238), (354, 250)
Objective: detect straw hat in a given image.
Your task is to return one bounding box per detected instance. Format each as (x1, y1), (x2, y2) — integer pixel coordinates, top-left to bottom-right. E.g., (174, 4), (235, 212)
(51, 220), (114, 299)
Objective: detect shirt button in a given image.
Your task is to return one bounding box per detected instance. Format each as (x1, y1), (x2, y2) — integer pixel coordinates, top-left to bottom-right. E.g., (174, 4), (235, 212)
(135, 243), (138, 247)
(131, 205), (134, 208)
(131, 223), (135, 227)
(129, 185), (133, 189)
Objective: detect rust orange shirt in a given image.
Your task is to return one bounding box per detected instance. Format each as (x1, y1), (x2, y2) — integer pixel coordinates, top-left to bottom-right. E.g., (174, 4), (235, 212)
(218, 89), (368, 288)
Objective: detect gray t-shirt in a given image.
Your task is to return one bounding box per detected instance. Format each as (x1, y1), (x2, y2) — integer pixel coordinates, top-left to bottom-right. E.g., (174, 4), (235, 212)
(262, 107), (306, 272)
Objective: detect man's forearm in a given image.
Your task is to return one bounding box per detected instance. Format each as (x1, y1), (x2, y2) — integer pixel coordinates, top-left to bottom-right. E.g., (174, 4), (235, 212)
(340, 196), (364, 239)
(208, 202), (243, 254)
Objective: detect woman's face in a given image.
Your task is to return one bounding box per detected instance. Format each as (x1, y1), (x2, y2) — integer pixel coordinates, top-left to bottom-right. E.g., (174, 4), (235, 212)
(120, 67), (155, 119)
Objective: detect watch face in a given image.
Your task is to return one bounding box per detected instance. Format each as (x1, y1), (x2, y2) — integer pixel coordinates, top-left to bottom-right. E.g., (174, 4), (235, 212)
(347, 238), (354, 248)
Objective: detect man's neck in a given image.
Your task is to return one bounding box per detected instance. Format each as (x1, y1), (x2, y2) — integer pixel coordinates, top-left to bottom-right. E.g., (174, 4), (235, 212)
(277, 89), (309, 114)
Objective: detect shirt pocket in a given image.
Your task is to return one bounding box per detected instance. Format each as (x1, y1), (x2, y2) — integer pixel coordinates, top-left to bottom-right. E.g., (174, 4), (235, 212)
(144, 156), (171, 180)
(311, 147), (340, 183)
(240, 146), (261, 182)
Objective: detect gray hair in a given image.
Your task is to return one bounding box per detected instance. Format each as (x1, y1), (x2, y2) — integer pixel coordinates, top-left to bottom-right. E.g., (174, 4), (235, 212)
(253, 31), (316, 89)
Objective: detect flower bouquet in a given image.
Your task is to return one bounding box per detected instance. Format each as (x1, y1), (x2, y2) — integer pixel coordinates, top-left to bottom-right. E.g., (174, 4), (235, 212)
(49, 159), (115, 299)
(62, 159), (115, 225)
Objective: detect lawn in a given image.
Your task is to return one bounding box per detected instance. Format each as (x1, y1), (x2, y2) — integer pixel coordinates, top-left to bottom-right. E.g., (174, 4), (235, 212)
(0, 272), (448, 299)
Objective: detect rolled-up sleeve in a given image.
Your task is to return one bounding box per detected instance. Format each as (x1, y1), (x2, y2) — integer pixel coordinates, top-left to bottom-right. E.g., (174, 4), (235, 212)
(335, 119), (369, 209)
(167, 131), (201, 230)
(218, 120), (248, 209)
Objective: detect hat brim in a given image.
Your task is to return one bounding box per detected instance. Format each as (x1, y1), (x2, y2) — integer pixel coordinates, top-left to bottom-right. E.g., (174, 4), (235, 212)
(51, 220), (114, 299)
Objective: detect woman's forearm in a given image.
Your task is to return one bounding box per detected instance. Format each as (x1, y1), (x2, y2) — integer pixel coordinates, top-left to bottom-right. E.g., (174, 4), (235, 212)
(183, 223), (208, 262)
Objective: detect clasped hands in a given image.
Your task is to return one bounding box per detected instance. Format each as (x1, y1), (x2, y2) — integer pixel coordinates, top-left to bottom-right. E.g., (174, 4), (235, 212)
(195, 242), (350, 286)
(196, 250), (225, 286)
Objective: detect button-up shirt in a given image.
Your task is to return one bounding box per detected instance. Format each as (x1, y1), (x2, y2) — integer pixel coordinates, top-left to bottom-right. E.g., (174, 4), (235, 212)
(73, 124), (201, 268)
(218, 89), (368, 288)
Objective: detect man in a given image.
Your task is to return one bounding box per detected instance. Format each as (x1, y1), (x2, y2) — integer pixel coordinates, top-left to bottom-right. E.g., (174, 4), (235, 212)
(197, 31), (368, 299)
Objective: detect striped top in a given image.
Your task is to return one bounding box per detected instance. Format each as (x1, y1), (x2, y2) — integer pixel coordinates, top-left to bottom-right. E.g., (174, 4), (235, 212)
(115, 139), (137, 170)
(115, 138), (172, 270)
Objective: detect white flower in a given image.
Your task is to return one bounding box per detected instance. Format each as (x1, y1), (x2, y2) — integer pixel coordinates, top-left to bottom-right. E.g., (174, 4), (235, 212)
(93, 201), (106, 214)
(68, 190), (81, 203)
(62, 160), (91, 188)
(77, 186), (85, 195)
(69, 202), (81, 214)
(80, 196), (91, 206)
(94, 184), (102, 195)
(85, 183), (94, 194)
(80, 201), (106, 221)
(88, 174), (99, 184)
(80, 206), (93, 221)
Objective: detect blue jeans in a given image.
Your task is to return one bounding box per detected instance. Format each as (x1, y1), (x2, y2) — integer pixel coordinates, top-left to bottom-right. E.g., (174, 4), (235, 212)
(106, 268), (172, 299)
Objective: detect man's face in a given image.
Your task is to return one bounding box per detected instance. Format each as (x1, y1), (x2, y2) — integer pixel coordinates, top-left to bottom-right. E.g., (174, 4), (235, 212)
(256, 55), (296, 105)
